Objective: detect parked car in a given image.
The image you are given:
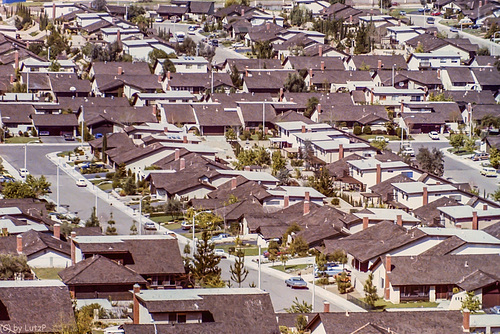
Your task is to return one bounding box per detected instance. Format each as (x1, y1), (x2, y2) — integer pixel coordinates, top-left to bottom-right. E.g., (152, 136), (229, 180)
(285, 276), (308, 289)
(181, 221), (193, 230)
(19, 168), (29, 178)
(94, 133), (103, 139)
(426, 17), (435, 24)
(211, 233), (230, 242)
(63, 134), (75, 141)
(450, 27), (459, 33)
(480, 167), (497, 177)
(431, 11), (441, 16)
(143, 222), (157, 230)
(214, 249), (227, 259)
(76, 179), (87, 187)
(428, 131), (439, 140)
(315, 265), (343, 277)
(472, 152), (489, 161)
(401, 145), (415, 157)
(368, 136), (389, 143)
(399, 10), (406, 15)
(492, 305), (500, 314)
(210, 39), (219, 47)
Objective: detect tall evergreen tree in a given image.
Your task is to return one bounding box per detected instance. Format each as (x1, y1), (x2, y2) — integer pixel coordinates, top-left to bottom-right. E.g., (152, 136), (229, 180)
(85, 207), (100, 227)
(363, 273), (378, 307)
(190, 231), (222, 286)
(230, 249), (249, 287)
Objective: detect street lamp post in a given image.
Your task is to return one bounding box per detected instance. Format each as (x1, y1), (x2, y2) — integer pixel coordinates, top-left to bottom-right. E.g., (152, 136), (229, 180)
(491, 32), (500, 56)
(138, 194), (151, 236)
(392, 64), (396, 87)
(24, 139), (40, 172)
(192, 210), (211, 256)
(94, 181), (111, 216)
(80, 105), (85, 146)
(56, 157), (60, 212)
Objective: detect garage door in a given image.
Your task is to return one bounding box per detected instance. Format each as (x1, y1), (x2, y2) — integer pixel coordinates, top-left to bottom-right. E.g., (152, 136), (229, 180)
(203, 126), (225, 135)
(482, 283), (500, 309)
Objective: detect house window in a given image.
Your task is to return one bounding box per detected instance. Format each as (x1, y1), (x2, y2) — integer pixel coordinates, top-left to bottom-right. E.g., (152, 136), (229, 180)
(177, 314), (187, 323)
(380, 277), (384, 289)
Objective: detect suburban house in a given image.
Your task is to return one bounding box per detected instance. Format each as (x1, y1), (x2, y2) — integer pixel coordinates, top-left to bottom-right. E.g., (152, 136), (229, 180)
(406, 52), (461, 71)
(347, 158), (415, 190)
(438, 205), (500, 230)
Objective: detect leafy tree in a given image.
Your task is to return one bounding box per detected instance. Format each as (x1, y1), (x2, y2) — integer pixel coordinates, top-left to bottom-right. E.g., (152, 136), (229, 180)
(272, 150), (286, 175)
(481, 115), (500, 129)
(449, 134), (465, 150)
(276, 168), (290, 186)
(477, 47), (490, 56)
(85, 207), (100, 228)
(289, 236), (309, 256)
(461, 291), (481, 313)
(330, 249), (348, 268)
(485, 23), (500, 39)
(46, 27), (70, 60)
(92, 0), (107, 12)
(0, 254), (31, 279)
(353, 125), (362, 135)
(230, 249), (249, 287)
(165, 198), (183, 220)
(190, 231), (222, 286)
(253, 40), (273, 59)
(123, 177), (137, 195)
(336, 271), (351, 293)
(130, 221), (138, 235)
(300, 140), (315, 170)
(363, 273), (378, 307)
(25, 175), (51, 198)
(225, 128), (237, 142)
(285, 297), (313, 313)
(284, 73), (306, 92)
(362, 125), (372, 135)
(379, 0), (392, 9)
(428, 92), (453, 101)
(304, 97), (319, 118)
(489, 148), (500, 169)
(464, 138), (477, 153)
(74, 303), (107, 334)
(127, 4), (145, 21)
(234, 147), (270, 169)
(175, 36), (197, 55)
(105, 213), (117, 235)
(2, 181), (36, 198)
(354, 23), (370, 54)
(416, 147), (444, 177)
(230, 65), (243, 88)
(48, 60), (60, 72)
(310, 168), (333, 197)
(289, 5), (313, 26)
(295, 314), (308, 333)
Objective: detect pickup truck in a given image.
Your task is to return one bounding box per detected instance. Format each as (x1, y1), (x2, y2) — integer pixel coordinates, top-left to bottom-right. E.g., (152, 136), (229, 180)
(368, 136), (389, 143)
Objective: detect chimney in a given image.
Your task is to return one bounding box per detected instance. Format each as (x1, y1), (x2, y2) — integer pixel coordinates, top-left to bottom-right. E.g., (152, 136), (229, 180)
(116, 29), (121, 45)
(231, 177), (237, 190)
(398, 19), (401, 26)
(321, 60), (325, 71)
(349, 14), (353, 24)
(371, 90), (374, 104)
(467, 103), (472, 113)
(396, 215), (402, 227)
(16, 234), (22, 254)
(241, 8), (245, 16)
(309, 68), (313, 88)
(174, 148), (180, 161)
(472, 211), (478, 230)
(164, 127), (169, 133)
(183, 135), (188, 143)
(376, 163), (381, 185)
(479, 0), (483, 7)
(245, 66), (249, 77)
(318, 44), (323, 57)
(279, 88), (283, 101)
(377, 59), (382, 70)
(323, 301), (330, 313)
(363, 216), (369, 230)
(179, 158), (185, 171)
(303, 201), (310, 215)
(133, 284), (141, 324)
(338, 144), (344, 160)
(9, 74), (14, 84)
(434, 30), (438, 37)
(153, 104), (157, 116)
(437, 69), (441, 79)
(117, 66), (123, 75)
(14, 50), (19, 71)
(423, 187), (428, 206)
(70, 231), (76, 265)
(317, 103), (321, 114)
(302, 125), (306, 133)
(463, 309), (470, 332)
(266, 22), (270, 31)
(157, 74), (162, 83)
(244, 166), (251, 171)
(385, 254), (391, 300)
(400, 101), (404, 114)
(305, 191), (310, 202)
(167, 71), (171, 80)
(54, 223), (61, 240)
(284, 195), (289, 208)
(483, 204), (488, 211)
(52, 3), (56, 20)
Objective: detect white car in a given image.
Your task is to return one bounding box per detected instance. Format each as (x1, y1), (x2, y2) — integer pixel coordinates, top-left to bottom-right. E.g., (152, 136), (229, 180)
(76, 179), (87, 187)
(144, 222), (157, 230)
(428, 131), (439, 140)
(214, 249), (227, 259)
(401, 145), (415, 157)
(368, 136), (390, 143)
(19, 168), (29, 178)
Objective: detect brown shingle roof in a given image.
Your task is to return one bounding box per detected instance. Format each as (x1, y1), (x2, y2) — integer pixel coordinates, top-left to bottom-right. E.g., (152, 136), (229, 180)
(412, 196), (462, 227)
(32, 113), (78, 127)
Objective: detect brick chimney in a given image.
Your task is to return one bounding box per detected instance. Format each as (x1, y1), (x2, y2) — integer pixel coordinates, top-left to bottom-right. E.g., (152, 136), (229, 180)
(9, 74), (14, 84)
(318, 44), (323, 57)
(153, 104), (157, 116)
(309, 68), (313, 88)
(323, 301), (330, 312)
(174, 148), (180, 161)
(479, 0), (483, 7)
(244, 166), (251, 171)
(117, 66), (123, 75)
(472, 211), (478, 230)
(437, 69), (441, 79)
(338, 144), (344, 160)
(245, 66), (249, 77)
(423, 187), (428, 206)
(16, 234), (22, 254)
(54, 223), (61, 240)
(396, 215), (402, 227)
(116, 29), (121, 46)
(463, 309), (470, 332)
(279, 87), (283, 101)
(266, 22), (270, 31)
(349, 14), (353, 24)
(321, 60), (325, 71)
(231, 177), (237, 190)
(377, 59), (382, 70)
(317, 103), (321, 114)
(400, 101), (404, 114)
(305, 191), (310, 202)
(167, 71), (171, 80)
(241, 8), (245, 16)
(183, 135), (188, 143)
(133, 284), (141, 324)
(385, 254), (391, 300)
(52, 2), (56, 20)
(14, 50), (19, 71)
(302, 125), (306, 133)
(284, 195), (289, 208)
(363, 216), (369, 230)
(70, 231), (76, 265)
(179, 158), (185, 171)
(376, 163), (381, 185)
(303, 201), (310, 215)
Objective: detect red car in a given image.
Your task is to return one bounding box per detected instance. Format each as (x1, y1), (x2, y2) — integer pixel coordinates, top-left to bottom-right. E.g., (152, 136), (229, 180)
(431, 11), (441, 16)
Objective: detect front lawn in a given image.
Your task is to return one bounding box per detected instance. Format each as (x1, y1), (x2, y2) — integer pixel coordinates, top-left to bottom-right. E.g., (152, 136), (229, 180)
(271, 263), (309, 273)
(359, 134), (405, 141)
(363, 298), (439, 310)
(217, 244), (267, 256)
(32, 267), (62, 280)
(5, 137), (40, 144)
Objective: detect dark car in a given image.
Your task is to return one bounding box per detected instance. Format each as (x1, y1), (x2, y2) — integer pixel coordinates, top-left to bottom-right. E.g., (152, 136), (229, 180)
(472, 152), (489, 161)
(63, 134), (75, 141)
(285, 276), (308, 289)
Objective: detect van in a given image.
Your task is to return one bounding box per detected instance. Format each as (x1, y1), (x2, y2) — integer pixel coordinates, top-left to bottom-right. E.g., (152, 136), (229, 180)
(480, 167), (497, 177)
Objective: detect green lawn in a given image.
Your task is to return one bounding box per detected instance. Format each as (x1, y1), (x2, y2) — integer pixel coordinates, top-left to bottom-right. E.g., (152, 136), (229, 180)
(447, 148), (474, 156)
(32, 267), (62, 280)
(364, 298), (439, 309)
(359, 134), (401, 141)
(5, 137), (40, 144)
(271, 263), (308, 272)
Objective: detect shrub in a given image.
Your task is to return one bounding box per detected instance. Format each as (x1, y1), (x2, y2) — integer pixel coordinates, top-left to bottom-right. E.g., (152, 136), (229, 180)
(362, 125), (372, 135)
(105, 172), (115, 179)
(353, 126), (362, 135)
(228, 246), (235, 254)
(331, 198), (340, 205)
(316, 277), (329, 285)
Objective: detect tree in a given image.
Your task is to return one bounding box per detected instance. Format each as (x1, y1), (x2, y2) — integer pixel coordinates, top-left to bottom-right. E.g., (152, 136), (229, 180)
(276, 168), (290, 186)
(272, 150), (286, 175)
(85, 207), (100, 227)
(310, 168), (333, 197)
(25, 175), (51, 197)
(230, 249), (249, 287)
(253, 40), (273, 59)
(165, 198), (183, 220)
(123, 177), (137, 195)
(428, 92), (453, 101)
(295, 314), (308, 333)
(225, 128), (237, 142)
(289, 236), (309, 256)
(190, 231), (223, 286)
(0, 254), (31, 279)
(370, 140), (387, 151)
(416, 147), (444, 177)
(284, 73), (306, 92)
(148, 49), (168, 69)
(336, 271), (351, 293)
(175, 36), (197, 55)
(363, 273), (378, 307)
(305, 97), (319, 118)
(229, 65), (243, 88)
(2, 181), (36, 199)
(130, 221), (138, 235)
(105, 213), (117, 235)
(490, 148), (500, 169)
(477, 47), (490, 56)
(285, 297), (313, 313)
(48, 60), (61, 72)
(92, 0), (107, 11)
(354, 23), (370, 54)
(331, 249), (348, 268)
(300, 140), (315, 170)
(461, 291), (481, 313)
(102, 133), (108, 163)
(449, 134), (465, 150)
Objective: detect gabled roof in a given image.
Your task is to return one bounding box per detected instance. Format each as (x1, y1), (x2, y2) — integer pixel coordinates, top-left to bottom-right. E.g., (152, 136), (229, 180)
(472, 68), (500, 87)
(208, 175), (271, 202)
(285, 56), (345, 71)
(149, 169), (217, 195)
(349, 54), (408, 70)
(193, 103), (241, 126)
(91, 61), (150, 76)
(32, 113), (78, 127)
(412, 196), (462, 227)
(369, 174), (413, 202)
(59, 254), (147, 285)
(445, 67), (475, 83)
(0, 229), (70, 256)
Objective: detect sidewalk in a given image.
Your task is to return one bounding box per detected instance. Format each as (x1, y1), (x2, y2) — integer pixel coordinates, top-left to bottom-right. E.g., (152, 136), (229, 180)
(441, 147), (483, 173)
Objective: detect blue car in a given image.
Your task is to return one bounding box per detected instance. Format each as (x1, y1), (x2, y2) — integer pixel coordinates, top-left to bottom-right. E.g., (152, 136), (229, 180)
(210, 233), (230, 242)
(285, 277), (308, 289)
